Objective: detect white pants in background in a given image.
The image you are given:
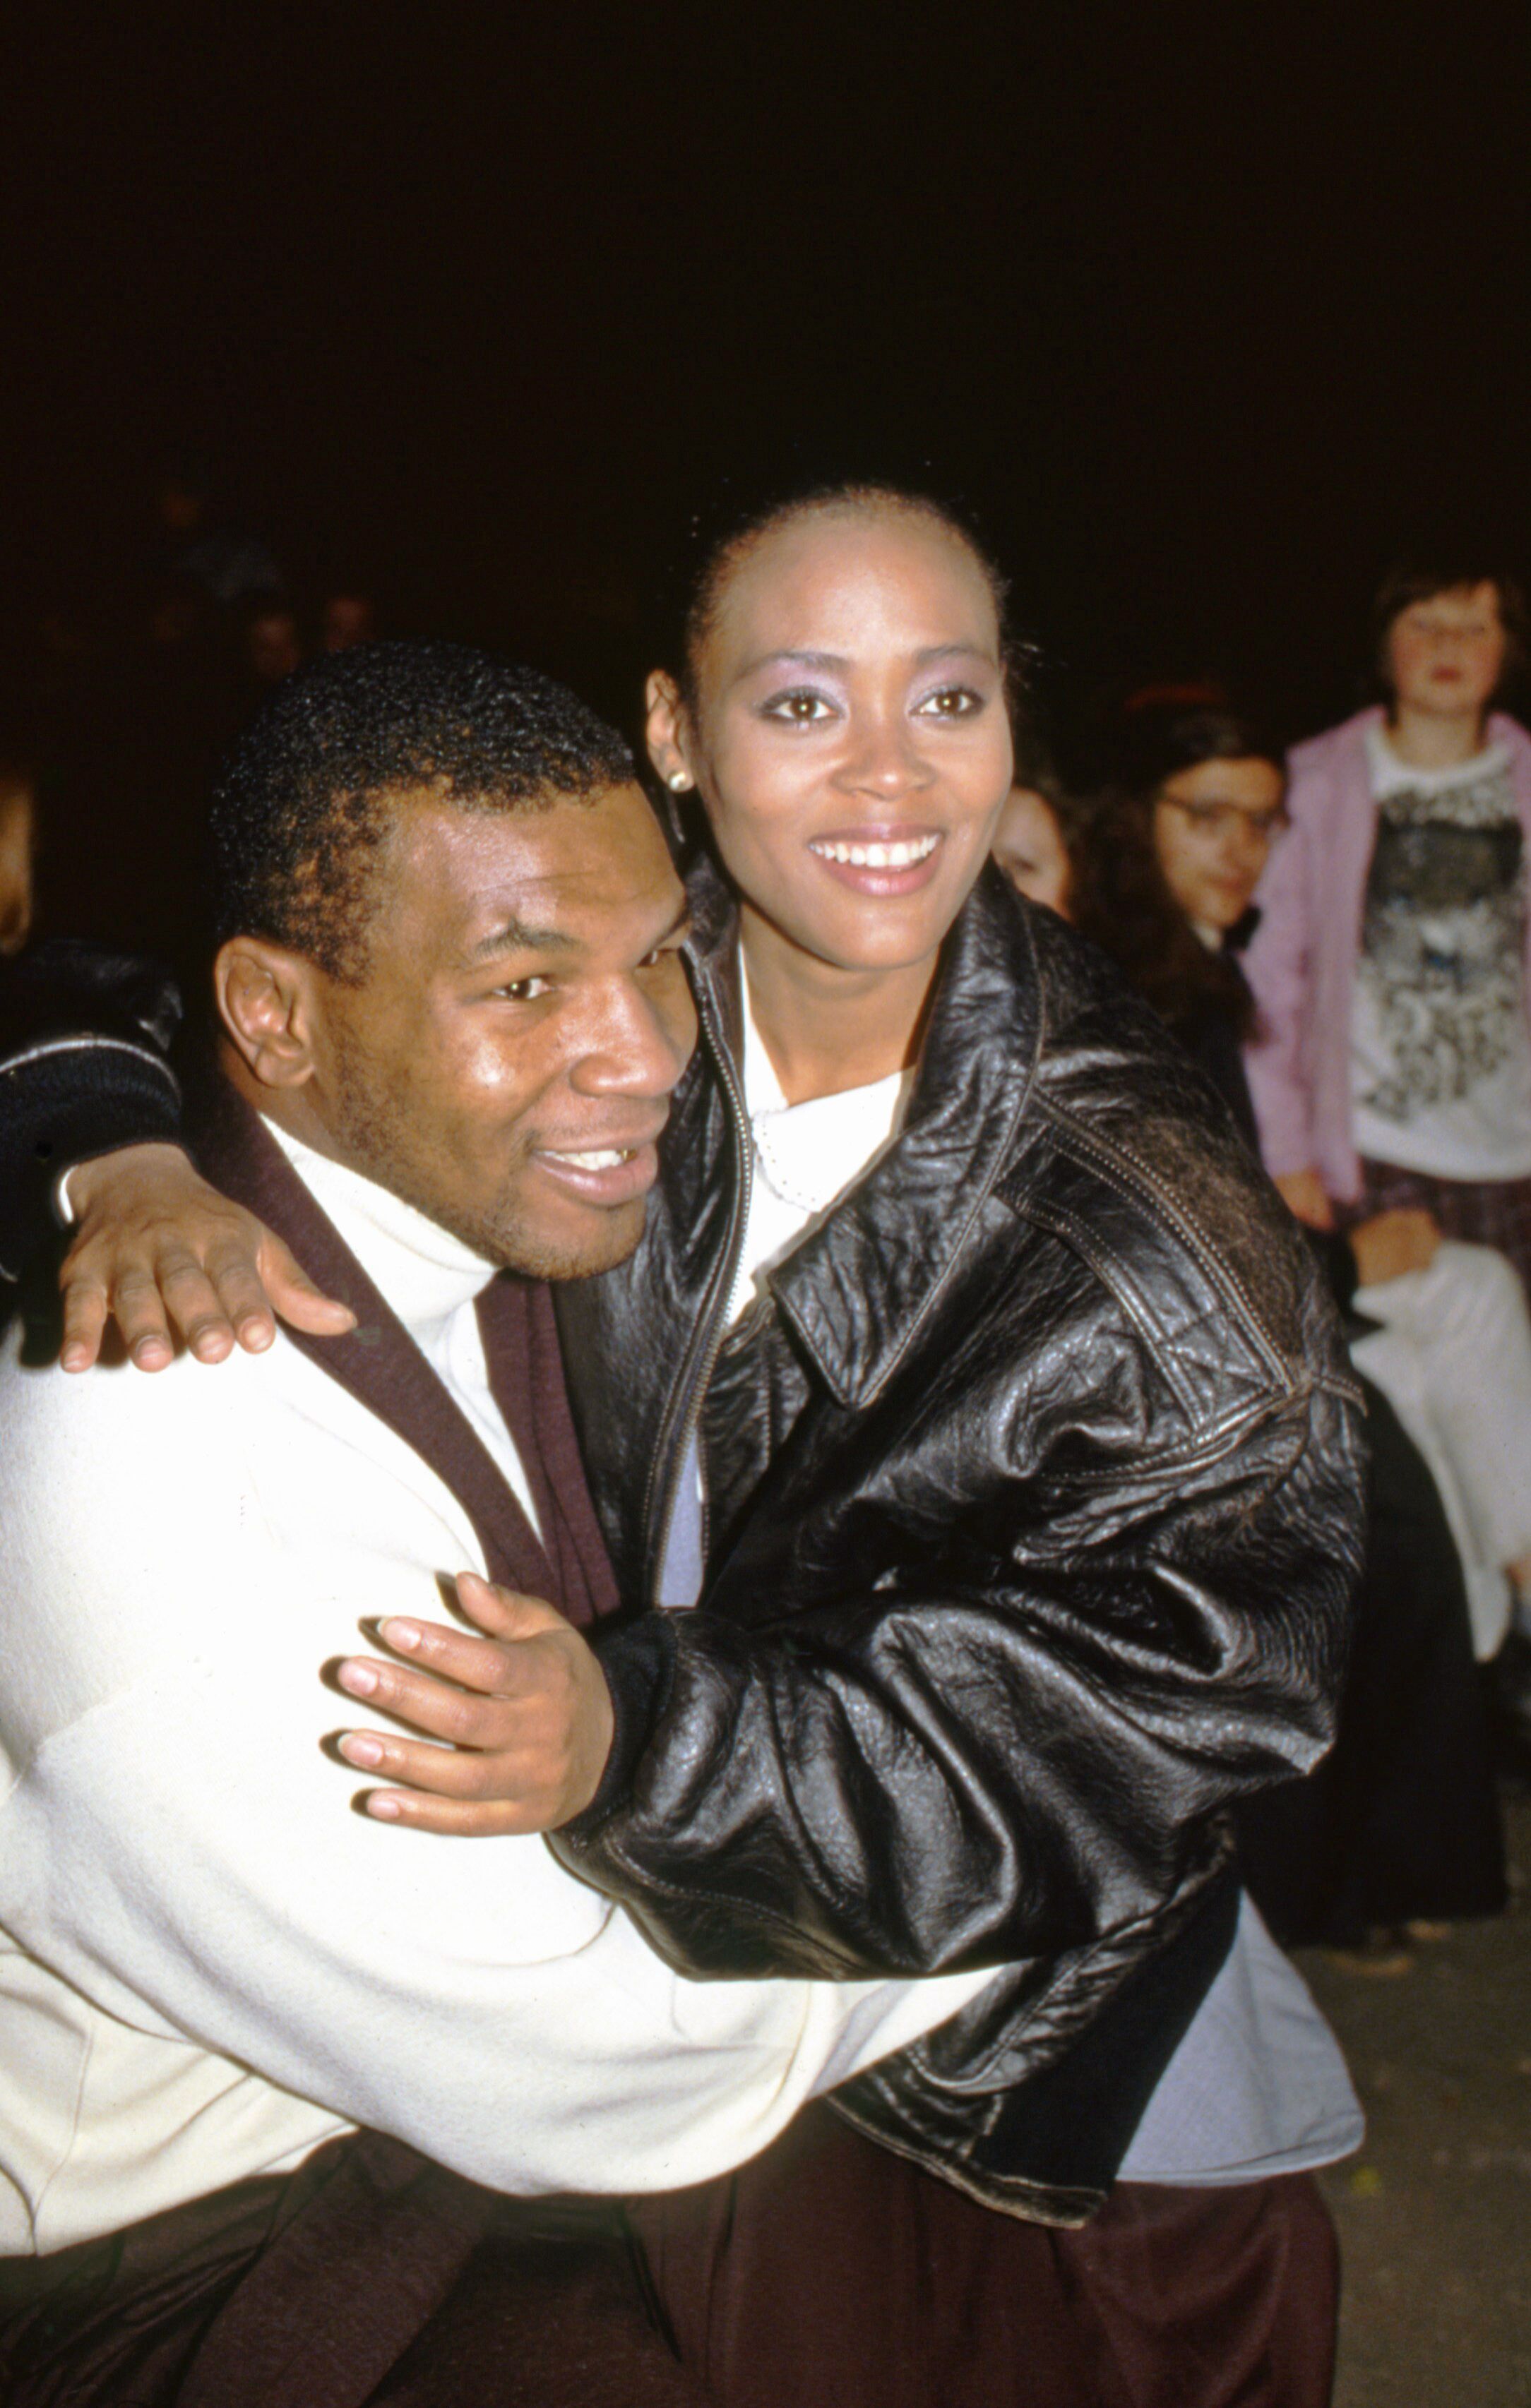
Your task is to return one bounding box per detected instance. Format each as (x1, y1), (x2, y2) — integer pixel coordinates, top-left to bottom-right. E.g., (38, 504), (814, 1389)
(1351, 1239), (1531, 1659)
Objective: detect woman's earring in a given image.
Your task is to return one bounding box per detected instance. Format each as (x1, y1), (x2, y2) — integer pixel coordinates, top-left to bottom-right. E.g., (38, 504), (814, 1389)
(668, 770), (691, 793)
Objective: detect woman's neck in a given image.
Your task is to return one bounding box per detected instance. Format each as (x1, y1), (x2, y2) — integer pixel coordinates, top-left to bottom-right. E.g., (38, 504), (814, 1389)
(737, 904), (937, 1105)
(1386, 701), (1491, 772)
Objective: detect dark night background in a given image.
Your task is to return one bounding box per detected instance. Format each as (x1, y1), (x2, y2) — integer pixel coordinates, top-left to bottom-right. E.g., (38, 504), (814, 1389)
(3, 7), (1527, 792)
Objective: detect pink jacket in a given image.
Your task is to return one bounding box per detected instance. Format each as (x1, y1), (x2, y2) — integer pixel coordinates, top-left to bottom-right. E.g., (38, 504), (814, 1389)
(1243, 705), (1531, 1204)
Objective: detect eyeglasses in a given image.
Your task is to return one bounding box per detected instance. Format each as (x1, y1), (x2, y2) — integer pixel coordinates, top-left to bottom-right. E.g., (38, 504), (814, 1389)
(1158, 797), (1289, 840)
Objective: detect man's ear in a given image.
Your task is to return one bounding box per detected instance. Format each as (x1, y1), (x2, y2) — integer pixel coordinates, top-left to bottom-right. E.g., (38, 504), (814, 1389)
(215, 938), (321, 1089)
(645, 670), (696, 795)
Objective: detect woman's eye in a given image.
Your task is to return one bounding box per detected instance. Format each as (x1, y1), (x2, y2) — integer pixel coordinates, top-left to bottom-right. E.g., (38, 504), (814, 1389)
(914, 685), (984, 719)
(761, 689), (836, 724)
(496, 974), (554, 1002)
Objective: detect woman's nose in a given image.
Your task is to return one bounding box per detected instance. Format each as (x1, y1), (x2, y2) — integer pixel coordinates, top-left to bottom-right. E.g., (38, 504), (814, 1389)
(842, 714), (928, 795)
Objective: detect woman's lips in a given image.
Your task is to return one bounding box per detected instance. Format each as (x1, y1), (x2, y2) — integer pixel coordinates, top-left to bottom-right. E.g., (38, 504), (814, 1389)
(532, 1140), (660, 1206)
(806, 827), (946, 897)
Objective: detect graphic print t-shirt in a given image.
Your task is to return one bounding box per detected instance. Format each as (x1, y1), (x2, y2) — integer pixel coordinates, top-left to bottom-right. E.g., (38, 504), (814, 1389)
(1350, 726), (1531, 1178)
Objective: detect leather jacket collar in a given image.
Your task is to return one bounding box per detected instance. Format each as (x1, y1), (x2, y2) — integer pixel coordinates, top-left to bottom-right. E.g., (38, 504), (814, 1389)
(680, 854), (1045, 1408)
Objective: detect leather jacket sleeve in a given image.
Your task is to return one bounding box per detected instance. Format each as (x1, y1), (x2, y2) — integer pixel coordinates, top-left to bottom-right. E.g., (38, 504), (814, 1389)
(553, 1340), (1364, 1984)
(0, 944), (183, 1280)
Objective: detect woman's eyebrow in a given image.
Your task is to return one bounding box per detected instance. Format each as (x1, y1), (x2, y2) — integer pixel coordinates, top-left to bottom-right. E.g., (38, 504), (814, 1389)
(737, 641), (994, 680)
(737, 648), (850, 678)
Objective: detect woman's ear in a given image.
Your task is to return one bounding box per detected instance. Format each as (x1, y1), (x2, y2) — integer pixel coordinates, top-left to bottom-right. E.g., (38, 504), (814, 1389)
(645, 670), (695, 795)
(215, 938), (319, 1089)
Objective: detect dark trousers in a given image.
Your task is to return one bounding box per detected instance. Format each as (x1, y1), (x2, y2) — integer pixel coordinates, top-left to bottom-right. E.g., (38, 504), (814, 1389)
(0, 2111), (1340, 2408)
(636, 2103), (1339, 2408)
(1238, 1375), (1506, 1943)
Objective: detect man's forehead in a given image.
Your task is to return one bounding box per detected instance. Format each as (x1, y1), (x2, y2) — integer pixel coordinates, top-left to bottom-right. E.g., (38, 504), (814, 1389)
(383, 781), (682, 947)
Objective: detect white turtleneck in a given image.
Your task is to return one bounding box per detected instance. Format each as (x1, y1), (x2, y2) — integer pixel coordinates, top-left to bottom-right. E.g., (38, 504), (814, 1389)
(0, 1127), (1003, 2258)
(263, 1121), (542, 1542)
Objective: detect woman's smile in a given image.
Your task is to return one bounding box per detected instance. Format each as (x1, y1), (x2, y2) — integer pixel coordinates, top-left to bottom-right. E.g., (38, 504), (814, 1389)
(805, 825), (946, 893)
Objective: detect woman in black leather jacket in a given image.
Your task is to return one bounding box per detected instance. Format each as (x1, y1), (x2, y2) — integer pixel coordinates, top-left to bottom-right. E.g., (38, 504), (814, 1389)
(2, 488), (1365, 2402)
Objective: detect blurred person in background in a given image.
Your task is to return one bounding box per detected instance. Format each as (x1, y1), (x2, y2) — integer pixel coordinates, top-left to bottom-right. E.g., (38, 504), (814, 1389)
(147, 455), (285, 616)
(322, 587), (378, 652)
(242, 597), (304, 689)
(0, 757), (36, 957)
(1242, 568), (1531, 1741)
(1244, 563), (1531, 1276)
(996, 697), (1515, 1948)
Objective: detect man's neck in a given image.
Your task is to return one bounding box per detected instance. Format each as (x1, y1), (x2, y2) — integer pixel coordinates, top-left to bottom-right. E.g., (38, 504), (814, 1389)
(1384, 702), (1491, 772)
(218, 1040), (353, 1167)
(737, 908), (936, 1106)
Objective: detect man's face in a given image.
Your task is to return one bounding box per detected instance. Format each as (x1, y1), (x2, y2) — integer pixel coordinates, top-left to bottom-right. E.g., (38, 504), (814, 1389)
(304, 783), (697, 1278)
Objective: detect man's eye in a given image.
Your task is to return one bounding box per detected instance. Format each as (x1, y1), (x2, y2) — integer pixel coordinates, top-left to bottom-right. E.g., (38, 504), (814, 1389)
(914, 686), (984, 719)
(761, 689), (836, 724)
(495, 974), (554, 1001)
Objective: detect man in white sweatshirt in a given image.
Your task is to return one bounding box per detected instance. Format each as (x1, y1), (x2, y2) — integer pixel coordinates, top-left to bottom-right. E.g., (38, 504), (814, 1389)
(0, 645), (1005, 2407)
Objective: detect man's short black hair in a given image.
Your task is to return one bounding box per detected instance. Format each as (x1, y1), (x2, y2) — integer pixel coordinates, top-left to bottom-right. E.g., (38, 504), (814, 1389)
(209, 640), (637, 980)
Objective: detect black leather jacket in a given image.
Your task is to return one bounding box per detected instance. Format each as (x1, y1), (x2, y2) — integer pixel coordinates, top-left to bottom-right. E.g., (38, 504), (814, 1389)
(0, 876), (1366, 2223)
(547, 861), (1366, 2208)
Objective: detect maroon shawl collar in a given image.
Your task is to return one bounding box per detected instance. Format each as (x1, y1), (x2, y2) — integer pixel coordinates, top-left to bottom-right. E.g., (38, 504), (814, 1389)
(193, 1077), (619, 1628)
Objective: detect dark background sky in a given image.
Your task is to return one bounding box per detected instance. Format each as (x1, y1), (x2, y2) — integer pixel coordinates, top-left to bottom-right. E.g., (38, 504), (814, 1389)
(4, 6), (1527, 757)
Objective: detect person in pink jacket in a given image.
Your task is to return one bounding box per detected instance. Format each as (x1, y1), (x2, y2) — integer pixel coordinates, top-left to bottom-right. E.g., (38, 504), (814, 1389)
(1244, 563), (1531, 1290)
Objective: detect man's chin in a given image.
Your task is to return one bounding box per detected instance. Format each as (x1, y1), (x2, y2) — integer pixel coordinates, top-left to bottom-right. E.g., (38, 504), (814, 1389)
(487, 1195), (650, 1284)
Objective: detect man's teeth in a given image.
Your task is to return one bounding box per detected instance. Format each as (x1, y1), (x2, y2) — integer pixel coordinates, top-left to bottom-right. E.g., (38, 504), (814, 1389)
(810, 835), (941, 869)
(559, 1149), (635, 1171)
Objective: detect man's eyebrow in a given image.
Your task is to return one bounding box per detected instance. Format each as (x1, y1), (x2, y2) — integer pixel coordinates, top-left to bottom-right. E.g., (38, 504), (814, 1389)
(463, 916), (571, 966)
(461, 896), (692, 970)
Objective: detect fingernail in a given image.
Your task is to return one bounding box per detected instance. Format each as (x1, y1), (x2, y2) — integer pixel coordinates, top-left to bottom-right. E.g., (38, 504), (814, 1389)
(338, 1660), (379, 1696)
(61, 1347), (87, 1372)
(340, 1732), (384, 1767)
(239, 1318), (274, 1350)
(381, 1619), (421, 1652)
(367, 1794), (403, 1820)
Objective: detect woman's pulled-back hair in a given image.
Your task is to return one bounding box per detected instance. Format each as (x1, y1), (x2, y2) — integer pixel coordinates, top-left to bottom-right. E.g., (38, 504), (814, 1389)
(1071, 688), (1283, 1044)
(665, 473), (1025, 712)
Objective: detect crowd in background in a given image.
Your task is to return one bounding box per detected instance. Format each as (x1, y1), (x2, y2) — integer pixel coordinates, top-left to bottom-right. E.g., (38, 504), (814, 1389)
(4, 471), (1530, 1977)
(1, 460), (378, 986)
(995, 566), (1531, 1969)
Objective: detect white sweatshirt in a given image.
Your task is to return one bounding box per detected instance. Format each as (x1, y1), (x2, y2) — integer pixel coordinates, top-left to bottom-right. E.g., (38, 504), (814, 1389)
(0, 1126), (996, 2258)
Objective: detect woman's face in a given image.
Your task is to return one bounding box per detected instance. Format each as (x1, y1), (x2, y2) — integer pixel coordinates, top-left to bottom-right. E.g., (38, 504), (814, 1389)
(1386, 583), (1506, 723)
(992, 786), (1073, 918)
(651, 505), (1013, 976)
(1150, 755), (1285, 933)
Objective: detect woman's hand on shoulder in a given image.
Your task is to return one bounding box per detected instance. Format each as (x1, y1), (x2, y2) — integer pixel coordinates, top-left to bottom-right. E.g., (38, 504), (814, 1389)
(332, 1572), (616, 1835)
(60, 1142), (355, 1372)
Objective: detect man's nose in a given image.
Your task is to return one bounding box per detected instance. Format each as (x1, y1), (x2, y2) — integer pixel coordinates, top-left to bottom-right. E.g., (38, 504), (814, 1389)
(570, 977), (698, 1099)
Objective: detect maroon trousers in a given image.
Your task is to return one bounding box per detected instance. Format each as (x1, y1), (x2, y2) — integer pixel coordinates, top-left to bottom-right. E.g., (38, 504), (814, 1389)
(0, 2112), (1338, 2408)
(636, 2102), (1340, 2408)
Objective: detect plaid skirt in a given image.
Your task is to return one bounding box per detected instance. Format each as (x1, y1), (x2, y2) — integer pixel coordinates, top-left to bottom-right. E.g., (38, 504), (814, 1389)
(1352, 1159), (1531, 1300)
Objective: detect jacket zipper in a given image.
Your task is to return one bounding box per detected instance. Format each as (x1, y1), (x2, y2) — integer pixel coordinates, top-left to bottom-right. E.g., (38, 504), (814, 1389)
(643, 979), (754, 1605)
